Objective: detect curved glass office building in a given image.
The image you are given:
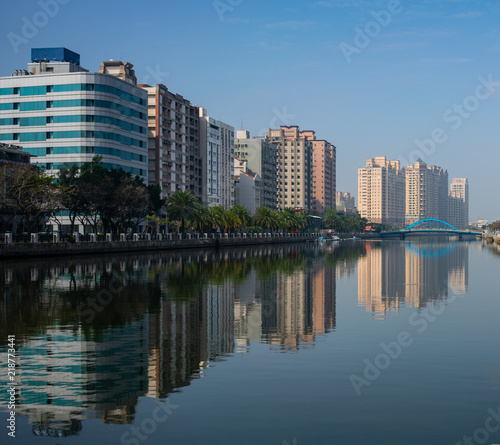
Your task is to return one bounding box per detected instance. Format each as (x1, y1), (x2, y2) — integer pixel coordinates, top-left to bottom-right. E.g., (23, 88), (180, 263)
(0, 48), (148, 179)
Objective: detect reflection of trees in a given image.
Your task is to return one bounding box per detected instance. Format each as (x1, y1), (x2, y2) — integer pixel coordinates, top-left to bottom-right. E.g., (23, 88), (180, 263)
(0, 244), (362, 342)
(0, 262), (155, 341)
(323, 242), (367, 268)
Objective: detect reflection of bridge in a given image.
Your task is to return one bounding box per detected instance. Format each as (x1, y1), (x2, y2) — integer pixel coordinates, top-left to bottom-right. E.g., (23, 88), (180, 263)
(407, 242), (457, 258)
(381, 219), (481, 239)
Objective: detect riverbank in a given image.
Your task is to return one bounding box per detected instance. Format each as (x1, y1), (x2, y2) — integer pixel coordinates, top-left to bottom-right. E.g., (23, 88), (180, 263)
(0, 233), (321, 260)
(482, 233), (500, 244)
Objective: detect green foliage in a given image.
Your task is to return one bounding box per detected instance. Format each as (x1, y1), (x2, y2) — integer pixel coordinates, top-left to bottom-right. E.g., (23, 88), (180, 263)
(322, 208), (367, 233)
(0, 164), (60, 235)
(57, 156), (157, 234)
(253, 206), (279, 229)
(166, 190), (198, 233)
(488, 220), (500, 231)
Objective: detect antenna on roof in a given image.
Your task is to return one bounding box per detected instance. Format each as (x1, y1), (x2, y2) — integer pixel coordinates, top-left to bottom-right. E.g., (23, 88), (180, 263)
(240, 119), (244, 130)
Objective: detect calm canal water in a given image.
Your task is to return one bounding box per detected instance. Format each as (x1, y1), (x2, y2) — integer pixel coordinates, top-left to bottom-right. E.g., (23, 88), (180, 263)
(1, 240), (499, 445)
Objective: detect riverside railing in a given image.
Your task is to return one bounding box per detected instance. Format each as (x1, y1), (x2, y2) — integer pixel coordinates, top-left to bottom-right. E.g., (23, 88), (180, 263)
(0, 232), (321, 245)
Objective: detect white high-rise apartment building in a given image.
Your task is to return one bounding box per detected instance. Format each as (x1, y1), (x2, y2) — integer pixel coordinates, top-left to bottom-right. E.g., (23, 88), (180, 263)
(199, 107), (234, 208)
(405, 160), (448, 226)
(357, 157), (405, 227)
(448, 178), (469, 229)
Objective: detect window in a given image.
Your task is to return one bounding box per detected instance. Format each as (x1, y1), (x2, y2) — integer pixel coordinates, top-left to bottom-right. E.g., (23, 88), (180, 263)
(46, 116), (53, 124)
(46, 147), (53, 155)
(46, 132), (53, 139)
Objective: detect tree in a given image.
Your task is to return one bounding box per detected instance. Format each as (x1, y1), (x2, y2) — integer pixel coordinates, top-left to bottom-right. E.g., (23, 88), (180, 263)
(278, 207), (295, 231)
(230, 205), (251, 231)
(488, 220), (500, 231)
(166, 190), (198, 234)
(187, 202), (211, 232)
(293, 210), (311, 231)
(323, 208), (342, 232)
(253, 207), (279, 230)
(56, 165), (83, 235)
(208, 206), (234, 233)
(1, 164), (60, 235)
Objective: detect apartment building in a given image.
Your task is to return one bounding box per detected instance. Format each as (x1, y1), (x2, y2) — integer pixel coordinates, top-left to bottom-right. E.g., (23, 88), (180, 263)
(141, 84), (202, 200)
(405, 159), (448, 226)
(234, 158), (261, 215)
(234, 130), (277, 210)
(301, 130), (336, 214)
(358, 157), (405, 227)
(448, 178), (469, 229)
(199, 108), (234, 208)
(266, 126), (312, 211)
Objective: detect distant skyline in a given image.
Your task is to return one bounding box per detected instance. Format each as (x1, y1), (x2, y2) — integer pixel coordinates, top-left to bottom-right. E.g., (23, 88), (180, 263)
(1, 0), (499, 221)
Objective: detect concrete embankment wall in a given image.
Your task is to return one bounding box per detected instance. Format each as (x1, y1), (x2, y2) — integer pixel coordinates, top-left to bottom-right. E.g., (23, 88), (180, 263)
(0, 235), (320, 260)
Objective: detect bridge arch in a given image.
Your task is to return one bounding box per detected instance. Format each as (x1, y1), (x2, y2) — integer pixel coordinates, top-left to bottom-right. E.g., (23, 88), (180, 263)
(405, 219), (458, 231)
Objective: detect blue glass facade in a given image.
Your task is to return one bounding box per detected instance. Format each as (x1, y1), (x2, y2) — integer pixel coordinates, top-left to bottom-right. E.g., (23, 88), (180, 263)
(0, 72), (148, 179)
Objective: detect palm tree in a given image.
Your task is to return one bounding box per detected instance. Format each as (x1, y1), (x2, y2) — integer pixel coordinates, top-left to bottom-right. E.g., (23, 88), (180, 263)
(323, 208), (342, 232)
(208, 206), (235, 232)
(278, 207), (295, 231)
(253, 206), (279, 231)
(166, 190), (197, 234)
(293, 210), (311, 232)
(187, 202), (210, 232)
(230, 205), (251, 231)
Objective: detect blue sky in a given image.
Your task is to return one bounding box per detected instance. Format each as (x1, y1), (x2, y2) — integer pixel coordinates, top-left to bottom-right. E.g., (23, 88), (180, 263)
(1, 0), (499, 221)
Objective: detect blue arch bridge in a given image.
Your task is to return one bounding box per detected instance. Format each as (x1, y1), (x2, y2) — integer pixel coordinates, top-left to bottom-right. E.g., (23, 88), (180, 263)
(380, 219), (482, 240)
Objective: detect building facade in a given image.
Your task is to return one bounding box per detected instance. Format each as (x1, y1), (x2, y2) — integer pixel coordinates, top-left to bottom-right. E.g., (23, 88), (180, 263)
(266, 126), (312, 211)
(141, 84), (202, 200)
(336, 191), (356, 212)
(0, 48), (148, 179)
(234, 158), (261, 215)
(299, 131), (336, 214)
(234, 130), (277, 210)
(358, 157), (405, 227)
(199, 108), (234, 208)
(405, 160), (448, 226)
(448, 178), (469, 229)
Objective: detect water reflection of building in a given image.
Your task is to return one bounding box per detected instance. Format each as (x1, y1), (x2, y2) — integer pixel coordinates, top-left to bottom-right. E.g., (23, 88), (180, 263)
(234, 269), (265, 353)
(258, 259), (336, 352)
(1, 245), (342, 437)
(357, 242), (469, 317)
(147, 298), (206, 399)
(13, 320), (149, 436)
